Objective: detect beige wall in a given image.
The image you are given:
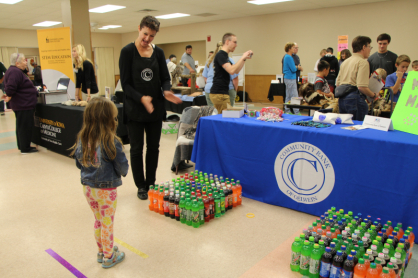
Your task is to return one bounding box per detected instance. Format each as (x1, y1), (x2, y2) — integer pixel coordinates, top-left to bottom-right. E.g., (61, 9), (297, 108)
(122, 0), (418, 76)
(19, 48), (40, 57)
(157, 40), (207, 67)
(90, 32), (122, 74)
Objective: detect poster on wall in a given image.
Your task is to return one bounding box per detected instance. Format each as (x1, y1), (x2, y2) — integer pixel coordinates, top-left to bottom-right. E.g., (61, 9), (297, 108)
(337, 35), (348, 60)
(37, 27), (75, 98)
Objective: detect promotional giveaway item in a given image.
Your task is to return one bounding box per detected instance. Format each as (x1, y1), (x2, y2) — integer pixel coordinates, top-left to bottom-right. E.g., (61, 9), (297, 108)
(256, 107), (284, 122)
(312, 111), (354, 125)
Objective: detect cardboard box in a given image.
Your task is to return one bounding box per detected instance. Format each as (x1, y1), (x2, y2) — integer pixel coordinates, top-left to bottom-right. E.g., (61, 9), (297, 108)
(222, 109), (244, 118)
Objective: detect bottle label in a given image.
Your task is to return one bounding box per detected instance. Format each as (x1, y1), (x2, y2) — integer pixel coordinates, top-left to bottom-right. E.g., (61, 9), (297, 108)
(220, 200), (225, 210)
(329, 265), (342, 278)
(319, 261), (331, 277)
(205, 206), (210, 218)
(192, 211), (199, 223)
(186, 209), (191, 221)
(234, 196), (237, 202)
(300, 255), (310, 270)
(181, 208), (187, 220)
(290, 251), (300, 265)
(164, 201), (169, 212)
(153, 199), (157, 204)
(199, 209), (204, 221)
(228, 195), (233, 206)
(239, 194), (242, 200)
(169, 203), (175, 214)
(209, 204), (214, 215)
(341, 269), (353, 278)
(309, 258), (320, 274)
(175, 205), (179, 217)
(215, 201), (221, 213)
(179, 207), (183, 218)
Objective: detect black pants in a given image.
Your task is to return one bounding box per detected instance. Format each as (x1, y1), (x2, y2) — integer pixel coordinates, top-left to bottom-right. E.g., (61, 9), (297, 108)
(14, 109), (35, 152)
(181, 78), (189, 87)
(127, 120), (162, 192)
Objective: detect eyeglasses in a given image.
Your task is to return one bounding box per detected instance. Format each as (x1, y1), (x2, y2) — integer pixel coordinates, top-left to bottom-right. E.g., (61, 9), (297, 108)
(368, 46), (373, 50)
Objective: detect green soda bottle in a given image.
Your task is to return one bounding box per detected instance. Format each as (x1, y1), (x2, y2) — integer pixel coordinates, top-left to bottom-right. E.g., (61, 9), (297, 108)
(198, 197), (204, 225)
(192, 200), (200, 228)
(290, 237), (302, 272)
(357, 240), (366, 259)
(299, 241), (312, 276)
(318, 240), (326, 256)
(386, 240), (395, 257)
(336, 234), (343, 251)
(185, 196), (192, 226)
(375, 237), (384, 253)
(179, 196), (186, 224)
(309, 244), (321, 278)
(214, 192), (221, 218)
(219, 189), (226, 215)
(309, 236), (315, 249)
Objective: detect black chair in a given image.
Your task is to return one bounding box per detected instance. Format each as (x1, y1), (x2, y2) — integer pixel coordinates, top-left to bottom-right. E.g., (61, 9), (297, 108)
(267, 83), (286, 102)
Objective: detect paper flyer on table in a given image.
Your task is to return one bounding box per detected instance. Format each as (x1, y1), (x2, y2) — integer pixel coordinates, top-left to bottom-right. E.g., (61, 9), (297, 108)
(367, 71), (385, 102)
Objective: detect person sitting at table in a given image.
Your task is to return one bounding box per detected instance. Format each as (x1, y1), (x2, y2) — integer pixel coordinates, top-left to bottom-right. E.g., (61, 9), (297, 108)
(283, 42), (300, 114)
(72, 44), (99, 102)
(2, 53), (38, 154)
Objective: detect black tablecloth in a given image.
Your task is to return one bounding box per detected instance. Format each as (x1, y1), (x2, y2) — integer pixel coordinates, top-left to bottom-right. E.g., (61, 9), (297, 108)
(32, 103), (129, 156)
(164, 95), (207, 114)
(267, 83), (286, 101)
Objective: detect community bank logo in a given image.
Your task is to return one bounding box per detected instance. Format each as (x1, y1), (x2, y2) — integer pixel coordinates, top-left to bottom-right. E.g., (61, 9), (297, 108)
(274, 142), (335, 204)
(141, 68), (153, 81)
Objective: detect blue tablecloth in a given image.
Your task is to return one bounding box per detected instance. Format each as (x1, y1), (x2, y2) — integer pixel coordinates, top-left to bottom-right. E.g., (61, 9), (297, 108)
(191, 114), (418, 239)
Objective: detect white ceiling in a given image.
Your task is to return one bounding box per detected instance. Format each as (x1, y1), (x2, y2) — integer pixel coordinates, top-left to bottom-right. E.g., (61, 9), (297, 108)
(0, 0), (390, 34)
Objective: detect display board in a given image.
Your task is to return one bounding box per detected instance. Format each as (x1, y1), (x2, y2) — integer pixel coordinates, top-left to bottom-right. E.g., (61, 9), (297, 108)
(231, 54), (245, 86)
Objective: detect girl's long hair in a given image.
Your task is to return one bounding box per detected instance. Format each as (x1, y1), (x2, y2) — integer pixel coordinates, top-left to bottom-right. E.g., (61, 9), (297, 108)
(340, 49), (352, 62)
(73, 44), (93, 71)
(70, 98), (122, 166)
(206, 41), (223, 68)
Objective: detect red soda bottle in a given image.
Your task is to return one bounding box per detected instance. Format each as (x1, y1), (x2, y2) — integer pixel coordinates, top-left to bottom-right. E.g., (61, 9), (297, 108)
(203, 195), (210, 222)
(209, 193), (215, 219)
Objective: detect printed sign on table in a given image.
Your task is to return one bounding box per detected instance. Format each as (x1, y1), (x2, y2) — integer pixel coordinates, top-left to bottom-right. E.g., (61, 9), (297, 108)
(37, 27), (75, 98)
(391, 71), (418, 135)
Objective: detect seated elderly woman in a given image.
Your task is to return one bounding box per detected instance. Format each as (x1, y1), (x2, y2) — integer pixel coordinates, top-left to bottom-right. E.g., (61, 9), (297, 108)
(2, 53), (39, 154)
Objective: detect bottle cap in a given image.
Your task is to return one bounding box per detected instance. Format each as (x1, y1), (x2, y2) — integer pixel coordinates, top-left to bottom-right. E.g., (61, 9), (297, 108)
(337, 234), (342, 239)
(347, 255), (353, 261)
(341, 245), (346, 251)
(319, 240), (324, 245)
(358, 240), (363, 246)
(387, 239), (393, 244)
(370, 263), (376, 269)
(382, 268), (389, 274)
(304, 241), (310, 246)
(400, 238), (405, 244)
(309, 236), (315, 242)
(378, 253), (385, 259)
(331, 228), (335, 232)
(337, 251), (342, 256)
(361, 222), (366, 227)
(314, 244), (319, 249)
(358, 258), (364, 264)
(330, 242), (336, 247)
(390, 257), (397, 263)
(408, 226), (413, 232)
(397, 223), (402, 228)
(403, 235), (409, 240)
(371, 245), (377, 251)
(372, 240), (378, 245)
(395, 252), (401, 259)
(398, 243), (404, 248)
(376, 236), (382, 241)
(351, 250), (356, 255)
(363, 254), (369, 259)
(326, 232), (332, 237)
(387, 263), (394, 269)
(325, 247), (331, 252)
(367, 249), (372, 255)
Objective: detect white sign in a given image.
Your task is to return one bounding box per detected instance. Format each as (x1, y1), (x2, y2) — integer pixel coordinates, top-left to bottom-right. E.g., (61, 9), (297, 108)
(105, 86), (111, 99)
(362, 115), (394, 131)
(274, 142), (335, 204)
(308, 73), (316, 84)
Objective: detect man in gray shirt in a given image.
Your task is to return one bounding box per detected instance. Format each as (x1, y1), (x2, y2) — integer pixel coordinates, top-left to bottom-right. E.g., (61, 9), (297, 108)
(368, 33), (397, 75)
(181, 45), (195, 86)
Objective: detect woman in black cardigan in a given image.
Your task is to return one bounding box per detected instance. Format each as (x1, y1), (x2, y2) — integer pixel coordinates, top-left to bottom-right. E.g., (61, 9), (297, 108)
(72, 44), (99, 101)
(119, 15), (182, 200)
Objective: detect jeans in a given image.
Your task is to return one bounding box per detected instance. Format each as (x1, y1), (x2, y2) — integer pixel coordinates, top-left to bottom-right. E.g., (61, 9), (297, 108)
(14, 109), (35, 152)
(284, 79), (299, 114)
(127, 120), (162, 192)
(338, 91), (368, 121)
(204, 91), (213, 107)
(228, 89), (237, 107)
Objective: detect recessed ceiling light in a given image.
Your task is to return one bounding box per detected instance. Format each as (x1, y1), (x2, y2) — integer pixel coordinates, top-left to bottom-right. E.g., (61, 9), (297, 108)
(98, 25), (122, 30)
(33, 21), (62, 27)
(156, 13), (190, 19)
(89, 5), (125, 13)
(248, 0), (292, 5)
(0, 0), (23, 4)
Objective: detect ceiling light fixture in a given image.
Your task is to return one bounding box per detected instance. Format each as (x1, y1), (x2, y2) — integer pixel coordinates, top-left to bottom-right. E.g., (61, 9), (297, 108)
(156, 13), (190, 19)
(98, 25), (122, 30)
(247, 0), (292, 5)
(33, 21), (62, 27)
(0, 0), (23, 4)
(89, 5), (125, 13)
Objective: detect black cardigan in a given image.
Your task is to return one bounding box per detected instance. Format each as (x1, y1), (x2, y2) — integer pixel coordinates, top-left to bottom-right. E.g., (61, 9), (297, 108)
(75, 60), (99, 94)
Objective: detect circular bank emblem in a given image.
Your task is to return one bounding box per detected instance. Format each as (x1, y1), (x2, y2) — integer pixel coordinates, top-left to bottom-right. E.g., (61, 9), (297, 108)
(274, 142), (335, 204)
(141, 68), (153, 81)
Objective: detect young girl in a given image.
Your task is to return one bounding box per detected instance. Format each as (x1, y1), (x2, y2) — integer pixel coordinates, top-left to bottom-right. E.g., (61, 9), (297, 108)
(71, 98), (129, 268)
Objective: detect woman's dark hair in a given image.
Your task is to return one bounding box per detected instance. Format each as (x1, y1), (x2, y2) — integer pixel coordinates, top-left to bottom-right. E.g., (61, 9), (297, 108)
(317, 60), (330, 72)
(352, 36), (371, 53)
(140, 15), (160, 32)
(377, 33), (391, 43)
(340, 49), (352, 61)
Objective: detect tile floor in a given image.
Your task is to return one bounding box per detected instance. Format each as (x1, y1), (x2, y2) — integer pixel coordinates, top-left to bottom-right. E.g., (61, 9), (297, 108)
(1, 105), (417, 278)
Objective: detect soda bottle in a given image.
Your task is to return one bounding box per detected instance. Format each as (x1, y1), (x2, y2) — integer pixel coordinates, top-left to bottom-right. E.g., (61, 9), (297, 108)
(175, 192), (180, 221)
(163, 190), (170, 217)
(330, 250), (344, 278)
(169, 191), (175, 219)
(393, 252), (403, 278)
(404, 231), (413, 263)
(354, 258), (367, 278)
(319, 240), (326, 256)
(185, 197), (192, 226)
(153, 185), (159, 212)
(386, 221), (393, 235)
(300, 240), (312, 275)
(389, 258), (399, 277)
(336, 234), (343, 251)
(374, 257), (383, 275)
(390, 234), (399, 249)
(385, 241), (395, 257)
(219, 189), (226, 215)
(222, 187), (228, 212)
(158, 188), (164, 215)
(341, 245), (348, 261)
(203, 195), (210, 223)
(396, 244), (406, 271)
(366, 263), (379, 278)
(208, 193), (214, 219)
(179, 196), (186, 224)
(381, 229), (389, 244)
(236, 180), (242, 205)
(232, 183), (238, 207)
(406, 226), (415, 250)
(370, 245), (378, 260)
(363, 237), (370, 251)
(352, 233), (360, 245)
(198, 197), (204, 225)
(382, 249), (390, 266)
(319, 247), (333, 278)
(227, 184), (233, 210)
(148, 185), (154, 211)
(363, 254), (371, 270)
(396, 223), (404, 239)
(358, 241), (366, 259)
(386, 263), (396, 278)
(191, 200), (200, 228)
(309, 244), (322, 278)
(375, 237), (384, 253)
(329, 242), (337, 258)
(214, 192), (221, 218)
(290, 237), (302, 272)
(379, 267), (390, 278)
(342, 255), (355, 278)
(331, 228), (337, 239)
(400, 236), (410, 269)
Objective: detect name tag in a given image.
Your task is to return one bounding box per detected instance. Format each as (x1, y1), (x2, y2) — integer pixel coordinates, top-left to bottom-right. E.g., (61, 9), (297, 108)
(362, 115), (394, 131)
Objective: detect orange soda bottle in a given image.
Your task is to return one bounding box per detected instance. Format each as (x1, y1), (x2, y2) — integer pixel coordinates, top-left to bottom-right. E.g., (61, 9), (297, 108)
(386, 263), (396, 278)
(148, 185), (154, 211)
(236, 180), (242, 205)
(158, 188), (164, 215)
(379, 267), (391, 278)
(374, 257), (383, 275)
(331, 228), (338, 239)
(396, 223), (404, 238)
(153, 185), (159, 212)
(312, 222), (318, 233)
(386, 221), (393, 235)
(354, 258), (367, 278)
(366, 263), (379, 278)
(363, 254), (371, 270)
(232, 183), (238, 207)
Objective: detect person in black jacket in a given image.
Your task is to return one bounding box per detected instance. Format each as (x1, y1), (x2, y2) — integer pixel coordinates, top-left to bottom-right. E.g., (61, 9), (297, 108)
(119, 15), (182, 200)
(72, 44), (99, 101)
(320, 47), (340, 93)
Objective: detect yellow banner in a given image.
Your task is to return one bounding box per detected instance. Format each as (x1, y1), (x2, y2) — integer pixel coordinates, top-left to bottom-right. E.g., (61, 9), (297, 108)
(37, 27), (75, 97)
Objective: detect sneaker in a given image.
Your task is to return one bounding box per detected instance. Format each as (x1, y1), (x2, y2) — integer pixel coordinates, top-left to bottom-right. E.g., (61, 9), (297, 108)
(98, 246), (119, 263)
(137, 190), (148, 200)
(102, 248), (125, 269)
(21, 148), (38, 155)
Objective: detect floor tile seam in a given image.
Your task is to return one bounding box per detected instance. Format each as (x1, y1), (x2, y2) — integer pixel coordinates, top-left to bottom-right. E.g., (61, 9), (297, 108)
(0, 129), (15, 133)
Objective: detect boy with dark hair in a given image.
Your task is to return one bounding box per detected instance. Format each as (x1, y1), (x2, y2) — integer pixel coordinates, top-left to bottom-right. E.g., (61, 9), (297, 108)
(320, 47), (339, 92)
(385, 55), (411, 102)
(412, 60), (418, 71)
(368, 33), (398, 75)
(314, 61), (333, 98)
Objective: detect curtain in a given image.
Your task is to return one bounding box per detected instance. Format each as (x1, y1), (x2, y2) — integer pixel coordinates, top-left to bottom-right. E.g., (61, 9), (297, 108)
(94, 47), (115, 96)
(0, 47), (18, 68)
